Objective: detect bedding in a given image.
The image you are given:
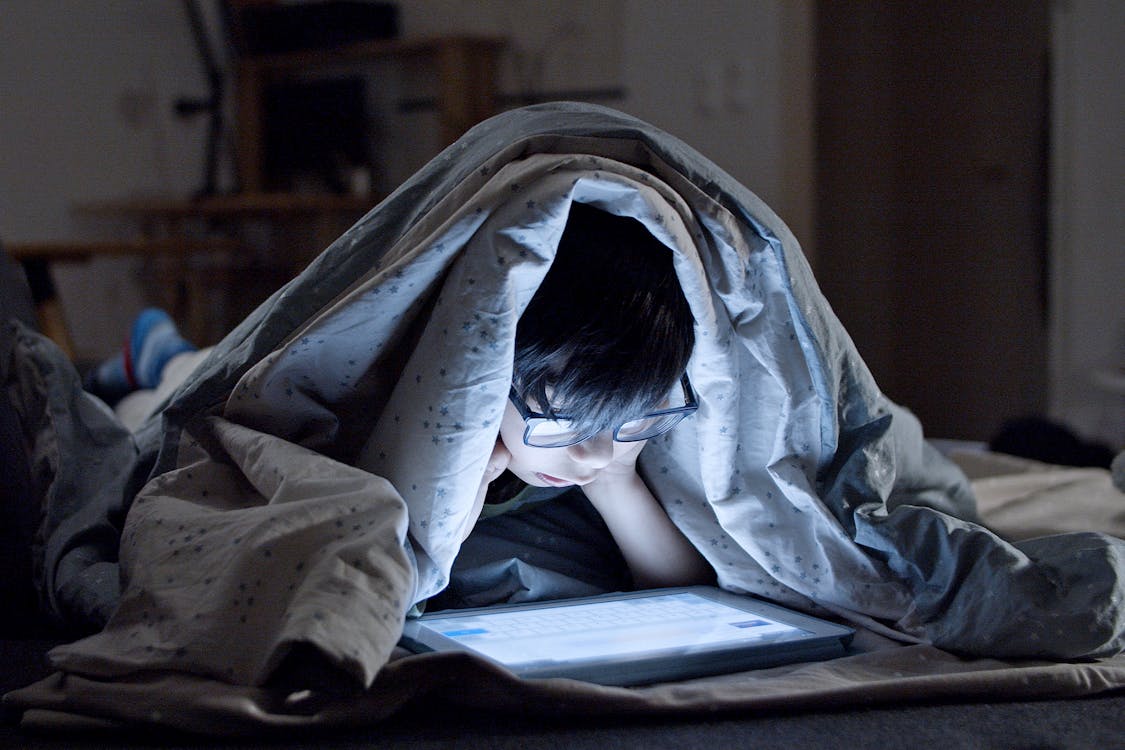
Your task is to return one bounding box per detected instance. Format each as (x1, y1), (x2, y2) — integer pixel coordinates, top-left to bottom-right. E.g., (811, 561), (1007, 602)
(5, 451), (1124, 735)
(2, 102), (1123, 734)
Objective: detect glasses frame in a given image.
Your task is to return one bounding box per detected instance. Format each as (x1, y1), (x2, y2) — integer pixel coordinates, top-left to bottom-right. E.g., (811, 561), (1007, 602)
(508, 373), (698, 448)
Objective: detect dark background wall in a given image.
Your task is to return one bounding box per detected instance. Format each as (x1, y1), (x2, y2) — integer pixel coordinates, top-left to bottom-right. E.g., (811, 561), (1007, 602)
(815, 1), (1050, 441)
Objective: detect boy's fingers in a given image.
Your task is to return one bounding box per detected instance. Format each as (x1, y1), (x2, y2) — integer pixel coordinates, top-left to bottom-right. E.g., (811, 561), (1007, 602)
(465, 441), (511, 543)
(485, 441), (511, 481)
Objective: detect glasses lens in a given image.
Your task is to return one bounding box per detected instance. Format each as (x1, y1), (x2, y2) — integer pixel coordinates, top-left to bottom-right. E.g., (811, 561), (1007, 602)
(615, 412), (687, 442)
(525, 418), (588, 448)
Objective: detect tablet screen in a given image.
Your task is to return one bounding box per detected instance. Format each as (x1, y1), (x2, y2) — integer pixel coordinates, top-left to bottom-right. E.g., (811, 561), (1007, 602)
(416, 591), (809, 669)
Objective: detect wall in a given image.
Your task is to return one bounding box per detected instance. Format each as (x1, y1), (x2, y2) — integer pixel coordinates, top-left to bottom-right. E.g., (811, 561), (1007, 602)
(1049, 0), (1125, 446)
(0, 1), (214, 357)
(618, 0), (814, 258)
(814, 2), (1052, 442)
(0, 2), (1118, 447)
(396, 0), (814, 254)
(0, 0), (813, 358)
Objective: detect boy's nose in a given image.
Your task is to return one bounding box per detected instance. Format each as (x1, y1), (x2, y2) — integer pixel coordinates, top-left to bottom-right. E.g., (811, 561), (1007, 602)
(566, 431), (615, 469)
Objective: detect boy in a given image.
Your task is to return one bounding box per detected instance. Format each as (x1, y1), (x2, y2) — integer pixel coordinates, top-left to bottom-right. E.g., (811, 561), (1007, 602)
(458, 202), (713, 600)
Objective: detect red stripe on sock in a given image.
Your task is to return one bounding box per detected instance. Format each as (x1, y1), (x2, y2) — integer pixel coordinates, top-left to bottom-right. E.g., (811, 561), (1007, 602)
(121, 340), (139, 389)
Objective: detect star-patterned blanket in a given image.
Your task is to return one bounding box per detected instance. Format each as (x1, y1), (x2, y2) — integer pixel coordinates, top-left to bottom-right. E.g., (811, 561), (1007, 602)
(12, 104), (1125, 694)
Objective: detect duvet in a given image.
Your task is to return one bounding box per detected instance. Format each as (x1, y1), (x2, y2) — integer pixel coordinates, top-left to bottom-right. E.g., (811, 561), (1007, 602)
(4, 104), (1123, 701)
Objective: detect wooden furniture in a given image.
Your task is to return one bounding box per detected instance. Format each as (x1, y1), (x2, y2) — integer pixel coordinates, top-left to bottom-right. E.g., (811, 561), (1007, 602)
(7, 237), (241, 358)
(75, 191), (374, 267)
(71, 192), (376, 345)
(234, 35), (504, 191)
(29, 35), (503, 353)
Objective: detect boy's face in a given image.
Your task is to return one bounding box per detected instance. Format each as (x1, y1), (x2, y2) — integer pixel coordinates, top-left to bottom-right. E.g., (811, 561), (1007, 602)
(499, 400), (645, 487)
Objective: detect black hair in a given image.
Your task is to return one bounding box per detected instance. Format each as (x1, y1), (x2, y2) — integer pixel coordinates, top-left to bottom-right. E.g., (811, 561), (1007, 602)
(512, 201), (695, 435)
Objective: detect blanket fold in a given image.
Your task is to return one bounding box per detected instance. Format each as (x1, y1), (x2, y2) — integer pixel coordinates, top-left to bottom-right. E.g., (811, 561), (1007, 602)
(1, 320), (135, 631)
(49, 416), (414, 687)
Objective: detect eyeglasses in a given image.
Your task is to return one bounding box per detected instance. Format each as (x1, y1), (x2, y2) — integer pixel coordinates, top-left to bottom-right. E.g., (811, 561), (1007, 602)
(508, 374), (698, 448)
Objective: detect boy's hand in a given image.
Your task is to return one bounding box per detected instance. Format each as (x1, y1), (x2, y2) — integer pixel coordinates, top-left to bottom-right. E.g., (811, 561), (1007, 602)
(482, 437), (511, 485)
(585, 438), (647, 486)
(462, 438), (510, 541)
(579, 437), (714, 589)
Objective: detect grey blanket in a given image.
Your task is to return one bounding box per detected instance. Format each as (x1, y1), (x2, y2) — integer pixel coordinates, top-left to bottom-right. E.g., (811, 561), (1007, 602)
(5, 105), (1123, 694)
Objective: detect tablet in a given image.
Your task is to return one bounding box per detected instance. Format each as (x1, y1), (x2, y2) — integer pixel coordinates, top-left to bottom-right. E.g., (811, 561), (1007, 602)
(400, 586), (855, 685)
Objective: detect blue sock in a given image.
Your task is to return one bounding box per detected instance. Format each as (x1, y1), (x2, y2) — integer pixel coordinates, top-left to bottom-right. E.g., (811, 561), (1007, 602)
(127, 308), (195, 389)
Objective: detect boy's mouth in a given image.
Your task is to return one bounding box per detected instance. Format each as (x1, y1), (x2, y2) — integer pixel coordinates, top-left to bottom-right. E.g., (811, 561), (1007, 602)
(535, 472), (575, 487)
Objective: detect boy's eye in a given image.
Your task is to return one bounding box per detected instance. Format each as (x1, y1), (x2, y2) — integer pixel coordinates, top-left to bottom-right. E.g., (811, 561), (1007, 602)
(616, 413), (677, 439)
(532, 419), (577, 437)
(524, 418), (590, 448)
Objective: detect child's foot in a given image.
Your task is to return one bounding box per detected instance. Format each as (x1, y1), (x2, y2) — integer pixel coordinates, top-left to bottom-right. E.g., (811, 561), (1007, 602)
(85, 308), (195, 402)
(127, 308), (195, 389)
